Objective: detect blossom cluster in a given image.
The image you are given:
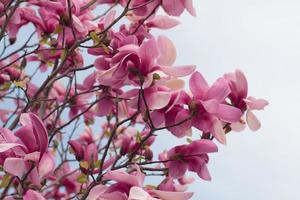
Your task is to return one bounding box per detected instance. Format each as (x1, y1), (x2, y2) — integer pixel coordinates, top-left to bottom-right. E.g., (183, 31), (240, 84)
(0, 0), (268, 199)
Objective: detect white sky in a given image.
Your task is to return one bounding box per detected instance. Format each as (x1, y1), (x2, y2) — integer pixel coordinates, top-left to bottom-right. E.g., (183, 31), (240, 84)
(154, 0), (300, 199)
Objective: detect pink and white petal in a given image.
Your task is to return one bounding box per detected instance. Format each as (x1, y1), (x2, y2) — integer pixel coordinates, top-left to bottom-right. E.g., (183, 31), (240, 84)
(164, 78), (185, 90)
(235, 69), (248, 96)
(0, 127), (18, 142)
(162, 0), (185, 16)
(38, 151), (55, 179)
(145, 91), (172, 110)
(168, 161), (188, 178)
(0, 143), (26, 153)
(183, 0), (196, 17)
(189, 72), (209, 98)
(157, 35), (176, 66)
(3, 157), (28, 178)
(211, 120), (227, 145)
(129, 186), (159, 200)
(149, 190), (193, 200)
(160, 65), (196, 77)
(72, 14), (85, 33)
(24, 151), (40, 162)
(201, 99), (219, 114)
(87, 184), (108, 200)
(23, 189), (46, 200)
(246, 110), (261, 131)
(104, 10), (116, 29)
(244, 97), (269, 110)
(147, 15), (180, 30)
(139, 37), (159, 64)
(190, 139), (218, 154)
(216, 104), (242, 123)
(103, 169), (144, 187)
(207, 78), (230, 102)
(230, 121), (246, 132)
(197, 163), (211, 181)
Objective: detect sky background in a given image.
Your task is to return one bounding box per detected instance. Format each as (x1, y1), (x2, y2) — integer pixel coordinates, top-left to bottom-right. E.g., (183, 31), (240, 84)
(154, 0), (300, 199)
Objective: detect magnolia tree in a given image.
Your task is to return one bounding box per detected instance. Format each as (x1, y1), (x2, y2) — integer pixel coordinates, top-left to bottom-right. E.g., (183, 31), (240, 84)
(0, 0), (268, 199)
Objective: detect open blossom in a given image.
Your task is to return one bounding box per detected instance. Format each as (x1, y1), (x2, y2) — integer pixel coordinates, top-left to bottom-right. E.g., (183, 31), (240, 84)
(0, 113), (54, 186)
(224, 70), (269, 131)
(162, 139), (218, 180)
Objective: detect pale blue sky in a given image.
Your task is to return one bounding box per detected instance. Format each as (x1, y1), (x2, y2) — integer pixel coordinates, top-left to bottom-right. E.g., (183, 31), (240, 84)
(156, 0), (300, 199)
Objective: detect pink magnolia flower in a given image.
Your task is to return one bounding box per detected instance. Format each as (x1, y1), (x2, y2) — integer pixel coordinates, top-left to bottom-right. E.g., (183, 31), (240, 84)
(224, 70), (269, 131)
(0, 113), (54, 186)
(97, 35), (195, 88)
(23, 189), (46, 200)
(161, 0), (196, 17)
(188, 71), (243, 144)
(164, 139), (218, 180)
(129, 186), (193, 200)
(28, 0), (97, 44)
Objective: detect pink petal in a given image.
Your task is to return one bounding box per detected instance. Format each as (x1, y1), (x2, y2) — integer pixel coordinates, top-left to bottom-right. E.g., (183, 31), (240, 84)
(3, 157), (28, 178)
(0, 143), (26, 152)
(246, 110), (261, 131)
(169, 161), (188, 178)
(24, 151), (40, 162)
(28, 113), (49, 158)
(207, 78), (230, 102)
(23, 189), (46, 200)
(197, 163), (211, 181)
(184, 0), (197, 17)
(230, 121), (246, 132)
(201, 99), (219, 114)
(103, 168), (144, 187)
(189, 139), (218, 154)
(129, 187), (159, 200)
(145, 91), (172, 110)
(160, 65), (196, 77)
(244, 97), (269, 110)
(164, 78), (185, 90)
(149, 190), (193, 200)
(72, 14), (85, 33)
(216, 104), (242, 123)
(38, 151), (55, 179)
(157, 35), (176, 66)
(211, 120), (226, 145)
(189, 72), (209, 98)
(147, 15), (180, 29)
(104, 10), (116, 29)
(88, 185), (108, 200)
(162, 0), (185, 16)
(235, 69), (248, 97)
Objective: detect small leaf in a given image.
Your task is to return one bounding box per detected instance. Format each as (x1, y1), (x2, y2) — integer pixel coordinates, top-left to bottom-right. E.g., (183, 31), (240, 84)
(0, 174), (10, 188)
(0, 82), (11, 91)
(39, 37), (48, 45)
(100, 43), (110, 54)
(13, 80), (25, 89)
(60, 49), (67, 60)
(136, 131), (142, 143)
(186, 137), (193, 144)
(79, 161), (89, 170)
(153, 73), (161, 80)
(77, 173), (88, 184)
(93, 160), (101, 168)
(90, 31), (100, 44)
